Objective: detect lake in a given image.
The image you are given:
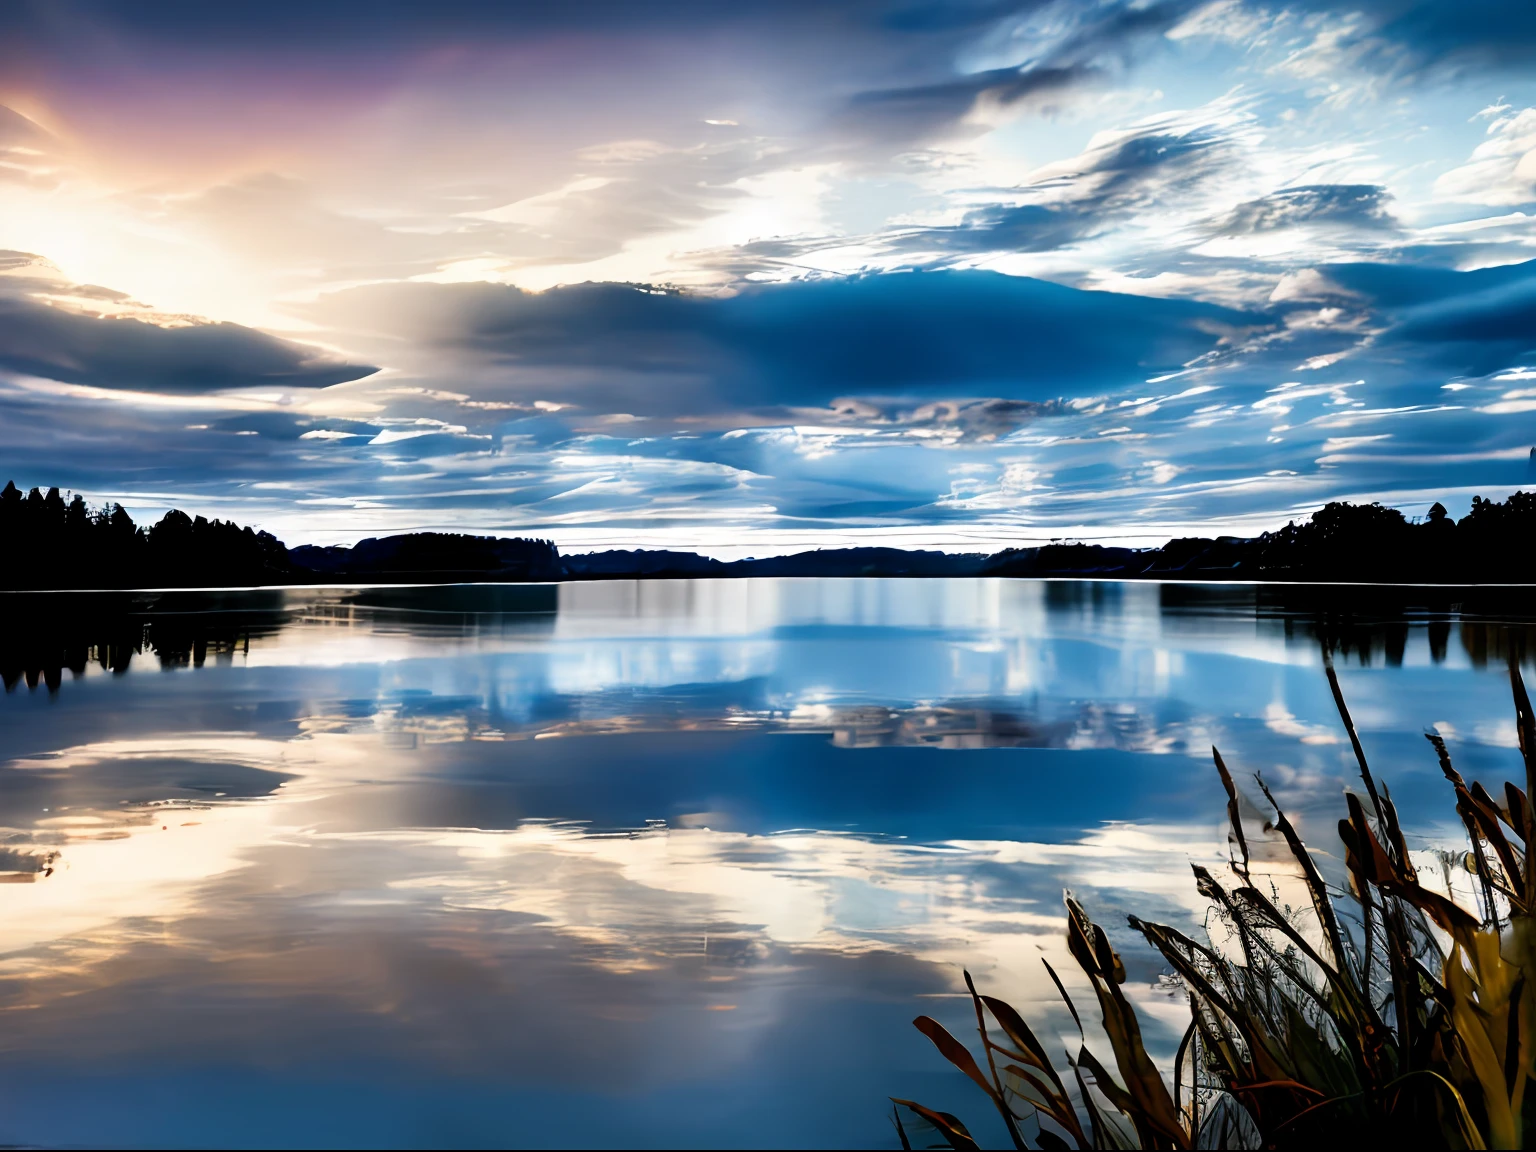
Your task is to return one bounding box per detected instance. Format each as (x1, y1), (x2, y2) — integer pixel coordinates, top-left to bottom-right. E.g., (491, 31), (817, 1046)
(0, 579), (1531, 1148)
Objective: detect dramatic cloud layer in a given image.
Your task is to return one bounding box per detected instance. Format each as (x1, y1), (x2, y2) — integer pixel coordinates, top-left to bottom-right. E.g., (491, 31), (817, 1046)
(2, 0), (1536, 547)
(0, 255), (375, 393)
(312, 272), (1255, 412)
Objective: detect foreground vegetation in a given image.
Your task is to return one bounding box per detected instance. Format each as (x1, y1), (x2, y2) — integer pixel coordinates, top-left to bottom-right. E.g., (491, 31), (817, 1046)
(897, 657), (1536, 1149)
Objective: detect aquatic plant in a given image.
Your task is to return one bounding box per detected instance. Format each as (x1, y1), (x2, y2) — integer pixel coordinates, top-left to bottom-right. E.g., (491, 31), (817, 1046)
(895, 656), (1536, 1149)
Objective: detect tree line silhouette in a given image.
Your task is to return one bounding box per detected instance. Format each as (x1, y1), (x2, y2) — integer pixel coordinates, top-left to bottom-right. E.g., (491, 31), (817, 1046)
(0, 481), (290, 589)
(1246, 494), (1536, 582)
(1, 479), (1532, 589)
(0, 481), (563, 588)
(980, 495), (1536, 582)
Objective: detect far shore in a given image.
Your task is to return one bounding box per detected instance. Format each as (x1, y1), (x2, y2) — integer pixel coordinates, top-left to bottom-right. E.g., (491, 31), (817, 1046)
(3, 481), (1534, 590)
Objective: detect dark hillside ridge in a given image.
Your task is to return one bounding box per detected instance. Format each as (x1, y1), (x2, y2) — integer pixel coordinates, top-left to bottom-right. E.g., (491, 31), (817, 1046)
(290, 533), (560, 584)
(2, 480), (1533, 589)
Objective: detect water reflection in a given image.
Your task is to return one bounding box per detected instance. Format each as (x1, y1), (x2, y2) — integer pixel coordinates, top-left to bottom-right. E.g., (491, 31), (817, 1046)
(5, 580), (1533, 693)
(0, 579), (1533, 1147)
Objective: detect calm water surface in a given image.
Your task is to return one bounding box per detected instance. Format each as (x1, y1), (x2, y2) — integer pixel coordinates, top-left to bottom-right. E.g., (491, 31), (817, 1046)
(0, 578), (1532, 1148)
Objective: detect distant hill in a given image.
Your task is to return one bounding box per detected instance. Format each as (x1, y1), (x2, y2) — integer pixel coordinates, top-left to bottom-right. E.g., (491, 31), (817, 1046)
(2, 480), (1533, 589)
(561, 549), (728, 578)
(290, 533), (560, 584)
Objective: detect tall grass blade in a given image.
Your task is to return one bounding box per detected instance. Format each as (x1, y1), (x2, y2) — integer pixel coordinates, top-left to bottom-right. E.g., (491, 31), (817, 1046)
(896, 657), (1536, 1148)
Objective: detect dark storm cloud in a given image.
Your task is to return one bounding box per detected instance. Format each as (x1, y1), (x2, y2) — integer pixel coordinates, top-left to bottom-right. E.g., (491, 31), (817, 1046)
(0, 269), (376, 393)
(312, 271), (1261, 415)
(1214, 185), (1398, 235)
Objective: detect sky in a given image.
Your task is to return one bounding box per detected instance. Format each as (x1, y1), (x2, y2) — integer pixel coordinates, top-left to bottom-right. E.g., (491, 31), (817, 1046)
(4, 0), (1536, 553)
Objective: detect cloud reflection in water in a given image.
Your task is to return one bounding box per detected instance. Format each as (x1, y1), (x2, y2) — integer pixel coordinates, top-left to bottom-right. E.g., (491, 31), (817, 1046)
(0, 578), (1531, 1146)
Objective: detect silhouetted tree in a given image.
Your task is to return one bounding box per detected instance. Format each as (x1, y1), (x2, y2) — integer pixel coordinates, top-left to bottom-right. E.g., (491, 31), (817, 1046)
(0, 481), (291, 590)
(1459, 491), (1536, 580)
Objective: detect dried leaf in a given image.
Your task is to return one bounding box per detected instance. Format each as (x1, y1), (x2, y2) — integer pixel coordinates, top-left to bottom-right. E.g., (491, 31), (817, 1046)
(1042, 959), (1083, 1038)
(912, 1016), (999, 1103)
(1214, 745), (1251, 879)
(890, 1099), (981, 1152)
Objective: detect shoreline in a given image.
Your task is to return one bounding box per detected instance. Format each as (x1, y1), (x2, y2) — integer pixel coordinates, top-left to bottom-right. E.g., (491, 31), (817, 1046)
(3, 573), (1536, 593)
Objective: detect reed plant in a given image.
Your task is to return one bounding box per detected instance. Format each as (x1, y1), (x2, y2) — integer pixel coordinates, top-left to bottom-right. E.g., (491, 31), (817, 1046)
(895, 656), (1536, 1149)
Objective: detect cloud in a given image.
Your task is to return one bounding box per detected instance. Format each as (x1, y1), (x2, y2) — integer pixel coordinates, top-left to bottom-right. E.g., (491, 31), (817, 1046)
(178, 173), (488, 282)
(1061, 120), (1230, 194)
(1214, 185), (1397, 234)
(704, 103), (1245, 269)
(843, 63), (1096, 144)
(885, 104), (1240, 259)
(1270, 1), (1536, 80)
(1319, 257), (1536, 374)
(906, 202), (1099, 254)
(837, 0), (1205, 143)
(1435, 106), (1536, 207)
(0, 103), (54, 188)
(1384, 268), (1536, 374)
(8, 1), (1536, 543)
(310, 270), (1260, 416)
(0, 104), (45, 147)
(0, 256), (376, 393)
(1318, 259), (1534, 309)
(1355, 0), (1536, 71)
(814, 396), (1063, 442)
(0, 1), (1203, 172)
(1, 0), (960, 47)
